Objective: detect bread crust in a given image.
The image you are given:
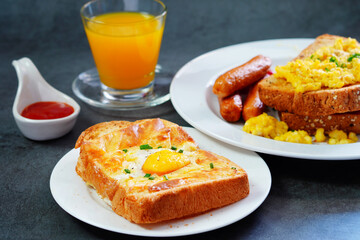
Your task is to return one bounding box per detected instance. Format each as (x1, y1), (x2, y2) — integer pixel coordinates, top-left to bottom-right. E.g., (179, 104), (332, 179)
(75, 118), (249, 224)
(259, 76), (360, 116)
(280, 111), (360, 135)
(111, 171), (249, 223)
(75, 120), (131, 148)
(258, 34), (360, 116)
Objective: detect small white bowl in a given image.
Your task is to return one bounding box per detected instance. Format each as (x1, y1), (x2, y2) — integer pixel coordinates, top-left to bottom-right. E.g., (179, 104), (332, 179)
(12, 57), (80, 141)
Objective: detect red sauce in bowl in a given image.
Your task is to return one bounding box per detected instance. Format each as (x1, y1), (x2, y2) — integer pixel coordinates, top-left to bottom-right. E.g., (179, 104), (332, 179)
(21, 101), (74, 120)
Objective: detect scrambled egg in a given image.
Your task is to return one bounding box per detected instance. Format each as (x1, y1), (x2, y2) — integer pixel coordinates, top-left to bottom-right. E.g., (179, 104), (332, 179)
(308, 127), (357, 144)
(274, 37), (360, 92)
(314, 128), (327, 142)
(328, 130), (358, 144)
(243, 113), (312, 144)
(243, 113), (288, 138)
(243, 113), (358, 144)
(274, 130), (312, 144)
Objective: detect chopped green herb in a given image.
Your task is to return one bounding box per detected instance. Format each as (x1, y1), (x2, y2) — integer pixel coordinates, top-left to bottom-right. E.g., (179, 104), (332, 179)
(231, 167), (237, 170)
(347, 53), (360, 62)
(310, 54), (314, 59)
(171, 146), (177, 150)
(144, 173), (155, 180)
(210, 163), (214, 169)
(163, 175), (169, 180)
(341, 63), (347, 68)
(122, 149), (128, 153)
(157, 146), (163, 149)
(178, 149), (184, 153)
(324, 67), (330, 72)
(124, 169), (131, 174)
(329, 56), (339, 67)
(140, 144), (153, 150)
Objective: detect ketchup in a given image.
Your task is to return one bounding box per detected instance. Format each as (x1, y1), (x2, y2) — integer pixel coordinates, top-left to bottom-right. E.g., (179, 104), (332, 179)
(21, 101), (74, 120)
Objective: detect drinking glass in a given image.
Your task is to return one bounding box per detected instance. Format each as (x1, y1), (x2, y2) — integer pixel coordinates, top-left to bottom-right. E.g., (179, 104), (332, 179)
(80, 0), (167, 103)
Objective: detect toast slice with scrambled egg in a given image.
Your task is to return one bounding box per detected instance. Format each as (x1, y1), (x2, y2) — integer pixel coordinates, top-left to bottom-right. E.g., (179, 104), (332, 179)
(75, 118), (249, 224)
(258, 34), (360, 116)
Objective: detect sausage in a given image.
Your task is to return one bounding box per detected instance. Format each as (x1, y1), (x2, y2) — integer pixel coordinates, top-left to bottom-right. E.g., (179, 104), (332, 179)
(242, 81), (266, 121)
(213, 55), (272, 98)
(219, 93), (243, 122)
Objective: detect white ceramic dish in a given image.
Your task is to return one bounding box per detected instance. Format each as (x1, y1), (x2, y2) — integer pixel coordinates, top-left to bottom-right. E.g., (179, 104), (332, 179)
(50, 127), (271, 237)
(12, 57), (80, 141)
(170, 39), (360, 160)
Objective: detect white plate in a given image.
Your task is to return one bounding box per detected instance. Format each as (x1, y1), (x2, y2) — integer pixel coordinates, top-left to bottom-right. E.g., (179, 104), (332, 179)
(170, 39), (360, 160)
(50, 127), (271, 237)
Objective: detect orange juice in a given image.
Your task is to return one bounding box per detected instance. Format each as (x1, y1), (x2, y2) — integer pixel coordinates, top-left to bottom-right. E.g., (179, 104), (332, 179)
(84, 12), (165, 90)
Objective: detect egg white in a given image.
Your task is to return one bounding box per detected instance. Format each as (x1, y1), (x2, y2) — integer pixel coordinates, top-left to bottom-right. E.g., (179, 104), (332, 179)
(112, 148), (194, 181)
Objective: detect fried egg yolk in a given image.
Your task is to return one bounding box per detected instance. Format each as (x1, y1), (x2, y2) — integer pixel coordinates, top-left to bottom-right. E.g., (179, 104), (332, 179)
(142, 149), (190, 175)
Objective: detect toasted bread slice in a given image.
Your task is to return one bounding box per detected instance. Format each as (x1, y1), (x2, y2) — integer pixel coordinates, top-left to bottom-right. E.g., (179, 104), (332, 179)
(258, 34), (360, 116)
(75, 120), (131, 148)
(75, 118), (249, 224)
(280, 111), (360, 135)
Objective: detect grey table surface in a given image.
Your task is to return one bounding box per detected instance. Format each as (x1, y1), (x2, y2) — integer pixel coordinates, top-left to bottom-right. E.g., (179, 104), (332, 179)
(1, 0), (360, 239)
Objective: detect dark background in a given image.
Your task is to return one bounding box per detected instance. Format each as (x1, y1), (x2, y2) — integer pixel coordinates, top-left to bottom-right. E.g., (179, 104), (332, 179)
(1, 0), (360, 239)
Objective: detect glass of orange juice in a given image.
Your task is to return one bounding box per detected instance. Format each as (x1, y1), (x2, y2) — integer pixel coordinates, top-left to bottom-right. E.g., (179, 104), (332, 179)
(80, 0), (167, 104)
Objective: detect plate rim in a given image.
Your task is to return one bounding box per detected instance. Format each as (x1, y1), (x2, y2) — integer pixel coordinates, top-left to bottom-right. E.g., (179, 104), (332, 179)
(49, 127), (271, 237)
(170, 38), (360, 160)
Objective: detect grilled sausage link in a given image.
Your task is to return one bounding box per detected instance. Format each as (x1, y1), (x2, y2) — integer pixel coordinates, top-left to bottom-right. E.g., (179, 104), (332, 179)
(219, 93), (243, 122)
(242, 82), (266, 121)
(213, 55), (271, 98)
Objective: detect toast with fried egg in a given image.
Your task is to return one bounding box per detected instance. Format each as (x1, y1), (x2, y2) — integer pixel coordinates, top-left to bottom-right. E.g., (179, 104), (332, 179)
(259, 34), (360, 116)
(75, 118), (249, 224)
